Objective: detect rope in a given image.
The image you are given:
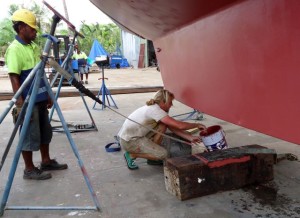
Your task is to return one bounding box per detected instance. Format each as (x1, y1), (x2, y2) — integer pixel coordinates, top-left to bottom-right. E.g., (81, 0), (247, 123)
(48, 58), (199, 147)
(103, 105), (196, 147)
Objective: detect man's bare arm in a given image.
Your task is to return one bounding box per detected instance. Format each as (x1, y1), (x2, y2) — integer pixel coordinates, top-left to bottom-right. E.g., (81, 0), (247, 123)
(9, 73), (24, 106)
(161, 115), (206, 131)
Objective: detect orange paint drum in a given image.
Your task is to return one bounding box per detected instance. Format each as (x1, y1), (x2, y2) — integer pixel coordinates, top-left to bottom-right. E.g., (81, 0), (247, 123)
(200, 125), (228, 152)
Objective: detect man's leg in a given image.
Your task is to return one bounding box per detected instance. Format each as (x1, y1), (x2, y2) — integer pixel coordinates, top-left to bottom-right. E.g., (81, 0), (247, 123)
(78, 67), (84, 83)
(130, 152), (163, 160)
(22, 151), (34, 171)
(22, 149), (52, 180)
(132, 123), (167, 165)
(126, 123), (167, 160)
(123, 140), (167, 169)
(39, 101), (68, 171)
(85, 67), (89, 84)
(22, 105), (52, 180)
(121, 135), (168, 169)
(85, 72), (89, 84)
(152, 123), (167, 145)
(23, 149), (52, 180)
(40, 143), (51, 164)
(40, 144), (68, 170)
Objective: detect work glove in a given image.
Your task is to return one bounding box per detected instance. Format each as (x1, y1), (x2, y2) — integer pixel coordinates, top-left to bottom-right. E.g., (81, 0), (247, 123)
(12, 106), (22, 124)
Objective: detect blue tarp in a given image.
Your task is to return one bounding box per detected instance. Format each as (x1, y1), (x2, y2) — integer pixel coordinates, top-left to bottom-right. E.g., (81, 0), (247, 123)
(121, 58), (130, 68)
(88, 39), (129, 68)
(110, 55), (130, 68)
(88, 39), (108, 65)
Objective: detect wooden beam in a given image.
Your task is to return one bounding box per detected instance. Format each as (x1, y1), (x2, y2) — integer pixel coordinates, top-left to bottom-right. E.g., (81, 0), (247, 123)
(164, 145), (276, 201)
(0, 86), (163, 101)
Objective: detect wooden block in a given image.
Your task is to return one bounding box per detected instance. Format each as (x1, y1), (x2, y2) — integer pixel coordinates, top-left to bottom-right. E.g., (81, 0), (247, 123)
(164, 144), (275, 200)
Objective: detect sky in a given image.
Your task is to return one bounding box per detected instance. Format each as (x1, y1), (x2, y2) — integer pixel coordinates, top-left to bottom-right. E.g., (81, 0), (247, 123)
(0, 0), (113, 29)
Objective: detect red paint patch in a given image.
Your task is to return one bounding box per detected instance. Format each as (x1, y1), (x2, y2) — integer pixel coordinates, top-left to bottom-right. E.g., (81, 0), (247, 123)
(200, 125), (221, 137)
(207, 156), (251, 168)
(193, 154), (251, 168)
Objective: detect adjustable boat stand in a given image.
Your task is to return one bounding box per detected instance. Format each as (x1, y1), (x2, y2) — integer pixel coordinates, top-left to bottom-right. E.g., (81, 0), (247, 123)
(48, 31), (98, 132)
(0, 2), (100, 216)
(92, 65), (118, 110)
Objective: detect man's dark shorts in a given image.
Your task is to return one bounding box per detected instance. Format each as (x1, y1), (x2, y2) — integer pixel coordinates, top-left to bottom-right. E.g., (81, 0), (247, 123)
(22, 101), (52, 151)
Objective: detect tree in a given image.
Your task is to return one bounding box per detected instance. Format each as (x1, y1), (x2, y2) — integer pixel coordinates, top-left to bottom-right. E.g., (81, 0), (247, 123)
(78, 22), (121, 55)
(0, 3), (51, 55)
(0, 19), (15, 56)
(7, 4), (19, 16)
(0, 3), (120, 59)
(0, 4), (20, 56)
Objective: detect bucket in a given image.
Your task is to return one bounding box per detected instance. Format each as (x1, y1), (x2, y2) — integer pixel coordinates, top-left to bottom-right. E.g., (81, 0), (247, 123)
(200, 125), (228, 151)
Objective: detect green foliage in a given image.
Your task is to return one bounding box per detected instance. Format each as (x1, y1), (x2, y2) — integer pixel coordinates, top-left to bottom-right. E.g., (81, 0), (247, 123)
(8, 4), (19, 16)
(0, 3), (50, 54)
(0, 18), (15, 56)
(57, 29), (69, 35)
(0, 4), (20, 56)
(78, 22), (121, 55)
(0, 3), (120, 58)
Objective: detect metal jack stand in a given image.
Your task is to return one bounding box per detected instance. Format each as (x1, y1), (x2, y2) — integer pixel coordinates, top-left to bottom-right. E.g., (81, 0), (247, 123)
(93, 63), (118, 110)
(172, 109), (204, 121)
(0, 1), (100, 216)
(48, 30), (98, 133)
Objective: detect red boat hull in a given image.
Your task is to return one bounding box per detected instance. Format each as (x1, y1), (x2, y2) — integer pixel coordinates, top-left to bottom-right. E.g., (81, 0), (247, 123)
(90, 0), (300, 145)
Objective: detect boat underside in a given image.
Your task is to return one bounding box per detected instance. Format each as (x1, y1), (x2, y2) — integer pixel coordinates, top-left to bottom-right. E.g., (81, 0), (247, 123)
(90, 0), (300, 145)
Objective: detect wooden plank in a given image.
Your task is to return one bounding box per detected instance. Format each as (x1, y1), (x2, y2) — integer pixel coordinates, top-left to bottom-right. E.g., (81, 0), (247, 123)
(138, 44), (145, 68)
(164, 145), (276, 200)
(0, 86), (163, 101)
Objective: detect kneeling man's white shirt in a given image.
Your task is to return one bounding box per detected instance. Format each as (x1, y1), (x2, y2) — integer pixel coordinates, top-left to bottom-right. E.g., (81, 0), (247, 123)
(118, 104), (168, 141)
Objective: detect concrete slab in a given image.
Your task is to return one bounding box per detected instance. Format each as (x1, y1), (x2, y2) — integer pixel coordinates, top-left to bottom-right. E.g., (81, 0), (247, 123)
(0, 69), (299, 218)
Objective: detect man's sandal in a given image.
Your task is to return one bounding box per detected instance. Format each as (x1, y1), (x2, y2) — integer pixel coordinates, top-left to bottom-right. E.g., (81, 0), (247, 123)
(124, 152), (139, 170)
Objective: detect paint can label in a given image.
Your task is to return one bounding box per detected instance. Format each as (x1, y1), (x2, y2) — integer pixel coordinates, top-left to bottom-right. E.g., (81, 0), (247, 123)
(200, 125), (228, 151)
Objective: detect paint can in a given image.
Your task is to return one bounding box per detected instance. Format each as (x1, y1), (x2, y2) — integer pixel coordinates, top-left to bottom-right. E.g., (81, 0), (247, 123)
(200, 125), (228, 151)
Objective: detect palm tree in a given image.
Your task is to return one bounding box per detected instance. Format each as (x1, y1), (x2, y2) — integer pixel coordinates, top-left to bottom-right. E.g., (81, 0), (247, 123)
(0, 3), (120, 57)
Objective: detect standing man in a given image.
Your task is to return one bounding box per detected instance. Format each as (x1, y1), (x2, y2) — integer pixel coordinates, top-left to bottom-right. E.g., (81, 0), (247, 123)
(72, 44), (89, 84)
(5, 9), (68, 180)
(118, 89), (206, 170)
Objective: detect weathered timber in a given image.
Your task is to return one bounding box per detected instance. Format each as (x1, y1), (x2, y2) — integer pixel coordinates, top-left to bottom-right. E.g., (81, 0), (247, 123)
(164, 144), (276, 201)
(0, 86), (163, 101)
